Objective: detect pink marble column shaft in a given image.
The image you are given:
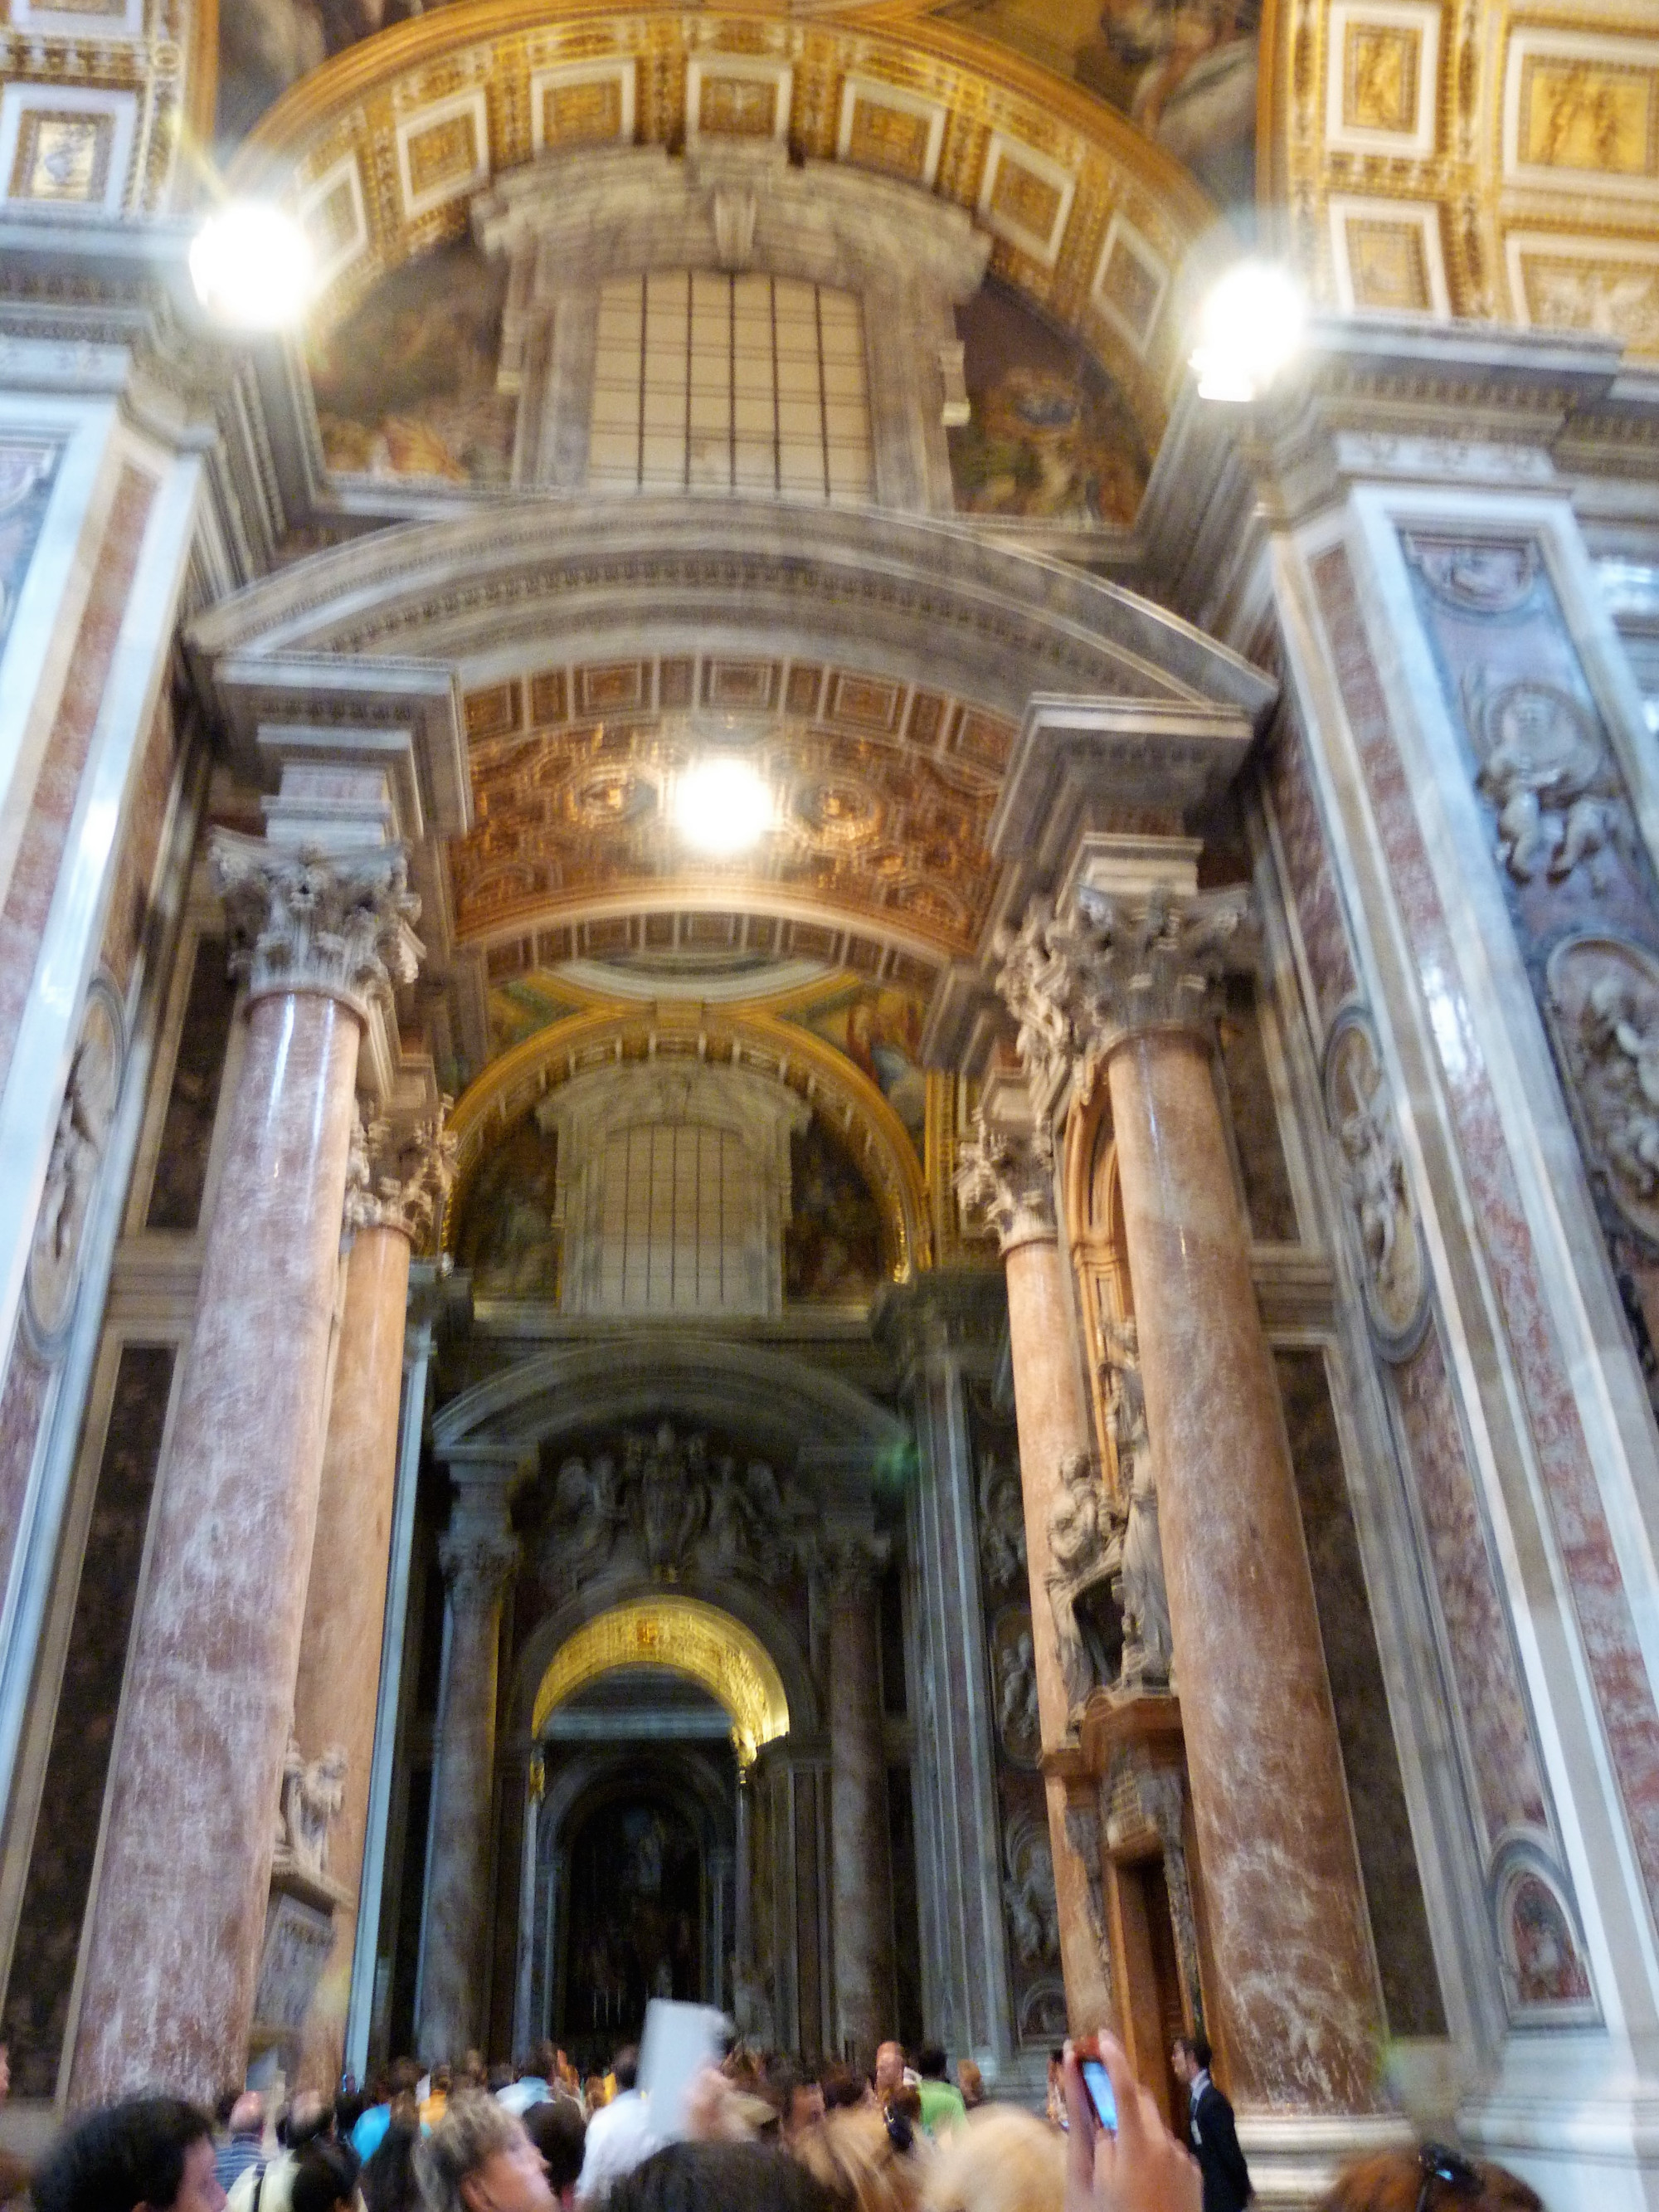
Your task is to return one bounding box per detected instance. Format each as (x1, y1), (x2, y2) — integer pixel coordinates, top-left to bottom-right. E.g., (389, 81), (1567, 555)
(1003, 1231), (1117, 2034)
(416, 1515), (517, 2063)
(69, 991), (362, 2105)
(828, 1553), (896, 2066)
(292, 1223), (412, 2092)
(1107, 1026), (1382, 2111)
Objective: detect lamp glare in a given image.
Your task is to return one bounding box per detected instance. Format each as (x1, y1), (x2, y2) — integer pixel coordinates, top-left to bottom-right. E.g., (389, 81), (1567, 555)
(674, 758), (773, 857)
(1189, 260), (1306, 403)
(190, 201), (316, 332)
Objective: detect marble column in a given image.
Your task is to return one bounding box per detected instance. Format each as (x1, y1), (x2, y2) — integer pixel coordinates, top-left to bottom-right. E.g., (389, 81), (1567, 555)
(826, 1539), (896, 2068)
(68, 839), (421, 2105)
(293, 1111), (455, 2092)
(416, 1479), (518, 2064)
(956, 1109), (1115, 2034)
(995, 888), (1384, 2112)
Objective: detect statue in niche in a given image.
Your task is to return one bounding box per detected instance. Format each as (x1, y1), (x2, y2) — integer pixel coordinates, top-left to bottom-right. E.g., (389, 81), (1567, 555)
(977, 1449), (1028, 1590)
(1002, 1806), (1059, 1964)
(28, 984), (121, 1344)
(278, 1737), (348, 1882)
(992, 1614), (1042, 1765)
(1044, 1450), (1121, 1717)
(637, 1425), (708, 1573)
(1101, 1320), (1172, 1690)
(551, 1452), (621, 1564)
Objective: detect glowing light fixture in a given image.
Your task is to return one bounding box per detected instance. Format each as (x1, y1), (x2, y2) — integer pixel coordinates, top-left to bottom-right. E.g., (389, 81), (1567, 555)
(190, 200), (316, 331)
(1189, 260), (1306, 403)
(673, 756), (773, 857)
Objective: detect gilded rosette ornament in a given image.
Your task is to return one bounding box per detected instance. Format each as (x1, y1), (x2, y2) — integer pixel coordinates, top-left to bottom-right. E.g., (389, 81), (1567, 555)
(210, 835), (424, 1023)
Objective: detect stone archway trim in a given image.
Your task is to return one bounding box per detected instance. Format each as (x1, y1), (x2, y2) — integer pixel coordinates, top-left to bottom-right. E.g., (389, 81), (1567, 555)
(532, 1595), (791, 1767)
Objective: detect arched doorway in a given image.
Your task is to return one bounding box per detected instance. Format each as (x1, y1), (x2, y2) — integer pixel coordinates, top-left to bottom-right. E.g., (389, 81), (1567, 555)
(524, 1602), (791, 2064)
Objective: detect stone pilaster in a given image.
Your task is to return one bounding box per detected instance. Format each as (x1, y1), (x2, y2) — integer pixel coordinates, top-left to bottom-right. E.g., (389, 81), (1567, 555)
(416, 1487), (518, 2063)
(68, 842), (422, 2105)
(994, 885), (1385, 2114)
(825, 1535), (896, 2069)
(873, 1275), (1019, 2078)
(290, 1108), (455, 2091)
(955, 1106), (1115, 2034)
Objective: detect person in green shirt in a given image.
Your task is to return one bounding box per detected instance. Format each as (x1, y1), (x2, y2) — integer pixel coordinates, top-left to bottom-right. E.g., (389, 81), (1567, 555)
(915, 2048), (967, 2138)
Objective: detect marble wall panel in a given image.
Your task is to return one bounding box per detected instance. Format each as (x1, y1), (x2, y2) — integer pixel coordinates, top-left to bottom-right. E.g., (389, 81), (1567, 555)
(0, 1342), (51, 1616)
(1275, 1346), (1444, 2037)
(99, 678), (180, 1009)
(1218, 974), (1299, 1242)
(0, 467), (153, 1107)
(2, 1343), (175, 2097)
(1259, 704), (1360, 1045)
(1401, 536), (1659, 1407)
(144, 935), (236, 1233)
(1311, 539), (1659, 1932)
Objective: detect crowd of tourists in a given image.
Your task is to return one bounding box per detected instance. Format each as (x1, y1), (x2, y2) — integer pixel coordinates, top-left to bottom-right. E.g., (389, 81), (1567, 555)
(14, 2029), (1545, 2212)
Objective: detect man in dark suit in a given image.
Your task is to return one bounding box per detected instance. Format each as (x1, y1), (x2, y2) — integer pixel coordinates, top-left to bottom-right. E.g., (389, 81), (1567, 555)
(1171, 2034), (1252, 2212)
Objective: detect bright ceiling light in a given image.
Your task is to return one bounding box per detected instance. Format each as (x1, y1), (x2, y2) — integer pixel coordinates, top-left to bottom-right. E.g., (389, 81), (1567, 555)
(190, 200), (316, 332)
(1189, 260), (1306, 403)
(673, 757), (774, 857)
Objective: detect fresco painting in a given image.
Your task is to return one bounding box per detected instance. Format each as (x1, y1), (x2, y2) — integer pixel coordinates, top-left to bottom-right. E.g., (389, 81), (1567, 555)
(307, 240), (515, 488)
(788, 983), (929, 1153)
(455, 1108), (561, 1298)
(935, 0), (1258, 209)
(786, 1118), (886, 1301)
(948, 280), (1147, 525)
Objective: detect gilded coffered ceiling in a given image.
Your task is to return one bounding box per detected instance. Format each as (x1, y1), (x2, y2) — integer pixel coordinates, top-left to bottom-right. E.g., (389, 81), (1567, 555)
(4, 0), (1653, 367)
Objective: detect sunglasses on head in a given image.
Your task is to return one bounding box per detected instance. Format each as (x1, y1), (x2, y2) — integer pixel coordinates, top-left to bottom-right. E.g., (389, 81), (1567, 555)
(1415, 2141), (1481, 2212)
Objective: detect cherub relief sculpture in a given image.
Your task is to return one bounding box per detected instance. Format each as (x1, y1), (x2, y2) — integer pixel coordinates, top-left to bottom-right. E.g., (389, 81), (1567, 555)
(277, 1737), (348, 1881)
(1547, 934), (1659, 1247)
(1002, 1805), (1060, 1965)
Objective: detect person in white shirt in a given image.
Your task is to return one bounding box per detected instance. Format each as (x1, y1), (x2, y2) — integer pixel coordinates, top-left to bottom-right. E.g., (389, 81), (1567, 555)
(575, 2050), (658, 2206)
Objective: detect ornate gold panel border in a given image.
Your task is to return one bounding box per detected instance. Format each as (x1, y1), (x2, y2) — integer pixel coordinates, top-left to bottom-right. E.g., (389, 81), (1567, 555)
(531, 1594), (791, 1766)
(230, 2), (1223, 446)
(445, 998), (935, 1281)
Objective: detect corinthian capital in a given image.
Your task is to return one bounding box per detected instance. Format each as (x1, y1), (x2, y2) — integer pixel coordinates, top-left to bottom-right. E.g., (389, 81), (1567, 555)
(955, 1105), (1057, 1252)
(437, 1526), (519, 1605)
(995, 884), (1253, 1099)
(211, 836), (424, 1024)
(345, 1100), (458, 1248)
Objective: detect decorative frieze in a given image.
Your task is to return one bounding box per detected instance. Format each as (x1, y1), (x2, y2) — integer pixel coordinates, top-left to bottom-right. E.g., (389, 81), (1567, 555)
(210, 836), (424, 1027)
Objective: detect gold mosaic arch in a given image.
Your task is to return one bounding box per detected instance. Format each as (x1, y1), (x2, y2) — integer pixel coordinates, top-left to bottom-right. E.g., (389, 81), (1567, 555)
(445, 998), (934, 1279)
(1262, 0), (1659, 357)
(532, 1596), (791, 1768)
(229, 1), (1223, 445)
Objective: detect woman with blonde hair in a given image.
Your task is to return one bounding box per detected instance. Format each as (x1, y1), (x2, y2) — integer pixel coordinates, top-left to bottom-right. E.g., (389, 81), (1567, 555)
(793, 2110), (920, 2212)
(924, 2107), (1063, 2212)
(415, 2092), (554, 2212)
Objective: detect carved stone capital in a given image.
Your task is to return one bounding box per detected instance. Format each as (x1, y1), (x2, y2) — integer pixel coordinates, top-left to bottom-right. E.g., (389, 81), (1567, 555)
(437, 1527), (519, 1607)
(824, 1530), (890, 1607)
(344, 1100), (458, 1248)
(210, 834), (424, 1025)
(954, 1106), (1057, 1252)
(995, 885), (1254, 1100)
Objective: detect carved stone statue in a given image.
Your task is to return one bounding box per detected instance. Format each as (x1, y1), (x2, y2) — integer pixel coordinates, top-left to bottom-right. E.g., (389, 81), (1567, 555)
(1002, 1807), (1059, 1964)
(995, 1623), (1041, 1762)
(1472, 679), (1631, 888)
(538, 1423), (812, 1595)
(1548, 935), (1659, 1250)
(1044, 1451), (1120, 1716)
(278, 1737), (348, 1882)
(27, 982), (121, 1345)
(977, 1449), (1028, 1590)
(1100, 1320), (1172, 1690)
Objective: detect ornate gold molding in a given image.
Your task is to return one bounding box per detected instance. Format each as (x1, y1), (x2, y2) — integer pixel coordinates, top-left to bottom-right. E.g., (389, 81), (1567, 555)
(531, 1594), (791, 1766)
(445, 999), (934, 1280)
